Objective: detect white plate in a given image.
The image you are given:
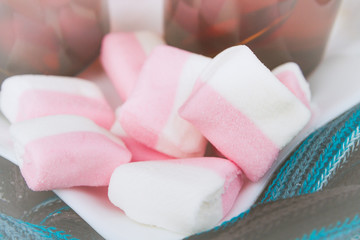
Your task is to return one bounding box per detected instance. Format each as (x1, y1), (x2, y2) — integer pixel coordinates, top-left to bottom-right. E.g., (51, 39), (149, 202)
(1, 1), (360, 239)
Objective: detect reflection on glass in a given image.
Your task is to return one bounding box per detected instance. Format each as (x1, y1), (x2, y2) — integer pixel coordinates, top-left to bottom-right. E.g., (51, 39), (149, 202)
(0, 0), (108, 83)
(165, 0), (341, 75)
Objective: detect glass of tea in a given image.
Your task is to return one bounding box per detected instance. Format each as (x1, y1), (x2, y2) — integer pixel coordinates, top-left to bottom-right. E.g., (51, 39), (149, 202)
(164, 0), (342, 76)
(0, 0), (109, 83)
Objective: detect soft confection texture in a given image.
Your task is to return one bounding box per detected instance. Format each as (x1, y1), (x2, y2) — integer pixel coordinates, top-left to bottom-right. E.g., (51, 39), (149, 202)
(100, 31), (165, 100)
(108, 157), (243, 234)
(111, 109), (171, 162)
(204, 61), (314, 159)
(119, 45), (211, 158)
(9, 115), (131, 191)
(0, 75), (115, 129)
(180, 46), (311, 182)
(273, 62), (311, 109)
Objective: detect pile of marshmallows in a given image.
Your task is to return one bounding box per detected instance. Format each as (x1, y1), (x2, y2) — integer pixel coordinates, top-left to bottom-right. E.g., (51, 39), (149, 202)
(0, 31), (311, 234)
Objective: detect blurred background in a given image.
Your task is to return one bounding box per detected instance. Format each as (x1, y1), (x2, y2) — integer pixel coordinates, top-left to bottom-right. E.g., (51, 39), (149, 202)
(2, 0), (357, 85)
(0, 0), (109, 82)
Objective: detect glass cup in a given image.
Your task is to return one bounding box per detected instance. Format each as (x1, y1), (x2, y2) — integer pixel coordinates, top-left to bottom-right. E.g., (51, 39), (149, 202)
(164, 0), (342, 76)
(0, 0), (109, 83)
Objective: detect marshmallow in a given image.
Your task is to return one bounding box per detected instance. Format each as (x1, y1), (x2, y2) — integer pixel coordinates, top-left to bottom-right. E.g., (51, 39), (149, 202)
(10, 115), (131, 191)
(273, 62), (311, 109)
(100, 31), (165, 100)
(119, 45), (211, 158)
(180, 46), (311, 182)
(0, 75), (115, 129)
(108, 157), (243, 234)
(111, 109), (171, 162)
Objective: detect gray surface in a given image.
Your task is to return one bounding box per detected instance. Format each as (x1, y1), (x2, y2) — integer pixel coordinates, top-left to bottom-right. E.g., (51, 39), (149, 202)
(0, 156), (104, 239)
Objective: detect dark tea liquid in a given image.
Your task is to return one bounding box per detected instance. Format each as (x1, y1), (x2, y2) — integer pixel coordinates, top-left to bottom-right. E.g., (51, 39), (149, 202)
(164, 0), (341, 76)
(0, 0), (108, 82)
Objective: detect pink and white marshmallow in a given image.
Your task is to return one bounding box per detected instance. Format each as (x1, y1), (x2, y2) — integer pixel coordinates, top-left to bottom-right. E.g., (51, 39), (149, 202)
(272, 62), (311, 109)
(0, 75), (115, 129)
(111, 107), (171, 162)
(108, 157), (243, 234)
(180, 46), (311, 182)
(100, 31), (165, 100)
(9, 115), (131, 191)
(119, 45), (211, 158)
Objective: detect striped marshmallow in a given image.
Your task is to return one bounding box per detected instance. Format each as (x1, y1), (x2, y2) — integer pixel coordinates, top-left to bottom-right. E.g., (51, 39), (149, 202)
(180, 46), (311, 182)
(100, 31), (165, 100)
(119, 45), (211, 158)
(0, 75), (115, 129)
(111, 107), (171, 162)
(108, 157), (243, 234)
(10, 115), (131, 191)
(273, 62), (311, 109)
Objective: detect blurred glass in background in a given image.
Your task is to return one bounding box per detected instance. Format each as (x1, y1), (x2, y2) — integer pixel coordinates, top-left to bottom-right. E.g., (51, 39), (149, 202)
(0, 0), (109, 84)
(164, 0), (342, 76)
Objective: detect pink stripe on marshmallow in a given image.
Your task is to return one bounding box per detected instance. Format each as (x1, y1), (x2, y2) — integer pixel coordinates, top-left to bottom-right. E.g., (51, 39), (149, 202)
(10, 115), (131, 191)
(180, 84), (279, 181)
(17, 90), (114, 129)
(180, 46), (311, 182)
(119, 46), (188, 149)
(111, 107), (172, 162)
(119, 45), (209, 158)
(100, 31), (164, 100)
(21, 132), (131, 191)
(0, 75), (115, 128)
